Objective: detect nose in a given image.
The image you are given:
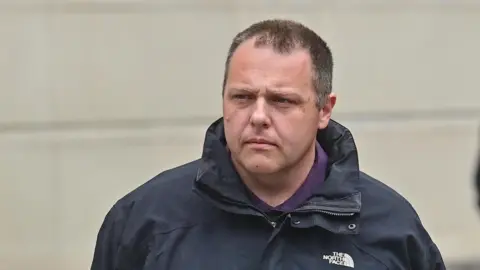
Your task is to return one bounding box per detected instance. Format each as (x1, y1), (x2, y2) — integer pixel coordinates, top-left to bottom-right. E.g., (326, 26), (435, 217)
(250, 97), (271, 129)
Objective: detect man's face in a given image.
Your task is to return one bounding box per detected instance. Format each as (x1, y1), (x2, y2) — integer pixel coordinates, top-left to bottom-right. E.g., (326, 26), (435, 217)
(223, 38), (335, 175)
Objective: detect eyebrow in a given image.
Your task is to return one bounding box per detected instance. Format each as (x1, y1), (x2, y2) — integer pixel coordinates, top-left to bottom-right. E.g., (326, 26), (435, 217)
(227, 87), (258, 93)
(265, 89), (303, 100)
(228, 87), (302, 98)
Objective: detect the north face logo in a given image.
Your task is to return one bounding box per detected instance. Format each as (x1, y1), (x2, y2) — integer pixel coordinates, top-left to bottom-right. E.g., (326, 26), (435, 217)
(323, 252), (355, 268)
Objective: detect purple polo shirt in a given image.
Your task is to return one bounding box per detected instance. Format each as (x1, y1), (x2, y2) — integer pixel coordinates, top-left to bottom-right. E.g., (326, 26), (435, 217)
(250, 143), (328, 212)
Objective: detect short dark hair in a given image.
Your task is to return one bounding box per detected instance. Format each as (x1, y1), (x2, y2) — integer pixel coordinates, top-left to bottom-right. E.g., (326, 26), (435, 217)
(222, 19), (333, 108)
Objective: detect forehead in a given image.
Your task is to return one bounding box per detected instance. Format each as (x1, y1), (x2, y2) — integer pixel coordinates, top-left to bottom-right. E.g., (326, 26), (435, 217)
(227, 38), (313, 89)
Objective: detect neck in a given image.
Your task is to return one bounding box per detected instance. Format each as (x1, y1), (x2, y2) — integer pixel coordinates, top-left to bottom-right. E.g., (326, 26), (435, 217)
(234, 143), (316, 207)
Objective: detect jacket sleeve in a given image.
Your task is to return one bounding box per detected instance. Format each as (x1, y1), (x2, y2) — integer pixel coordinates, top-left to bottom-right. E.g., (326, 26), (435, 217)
(408, 216), (446, 270)
(425, 241), (446, 270)
(91, 205), (127, 270)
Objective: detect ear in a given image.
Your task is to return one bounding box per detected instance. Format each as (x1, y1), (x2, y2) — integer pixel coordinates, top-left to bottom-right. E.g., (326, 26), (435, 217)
(318, 93), (337, 129)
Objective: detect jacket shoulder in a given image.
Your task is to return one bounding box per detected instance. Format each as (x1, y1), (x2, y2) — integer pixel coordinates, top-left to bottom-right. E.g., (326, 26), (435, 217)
(355, 172), (444, 269)
(117, 159), (200, 207)
(103, 159), (203, 234)
(358, 171), (418, 219)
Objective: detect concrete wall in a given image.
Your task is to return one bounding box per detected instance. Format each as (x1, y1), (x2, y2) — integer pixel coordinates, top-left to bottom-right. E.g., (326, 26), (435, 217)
(1, 1), (479, 269)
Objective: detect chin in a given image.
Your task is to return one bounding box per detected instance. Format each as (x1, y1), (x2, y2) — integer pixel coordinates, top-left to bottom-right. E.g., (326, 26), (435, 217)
(241, 157), (281, 174)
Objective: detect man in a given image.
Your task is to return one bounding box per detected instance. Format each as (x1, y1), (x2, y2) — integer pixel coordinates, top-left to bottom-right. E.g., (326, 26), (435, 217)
(91, 19), (445, 269)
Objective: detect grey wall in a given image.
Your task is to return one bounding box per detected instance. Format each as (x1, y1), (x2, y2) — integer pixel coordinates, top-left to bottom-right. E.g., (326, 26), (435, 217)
(0, 1), (479, 269)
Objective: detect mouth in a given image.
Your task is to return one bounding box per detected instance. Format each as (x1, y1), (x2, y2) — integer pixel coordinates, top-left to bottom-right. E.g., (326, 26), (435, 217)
(244, 138), (277, 146)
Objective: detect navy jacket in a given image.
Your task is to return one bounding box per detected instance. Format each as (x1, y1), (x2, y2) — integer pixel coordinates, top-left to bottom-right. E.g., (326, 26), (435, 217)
(91, 118), (445, 270)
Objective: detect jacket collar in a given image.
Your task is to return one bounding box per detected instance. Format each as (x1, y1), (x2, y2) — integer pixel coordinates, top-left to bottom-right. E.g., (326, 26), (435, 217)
(194, 117), (361, 218)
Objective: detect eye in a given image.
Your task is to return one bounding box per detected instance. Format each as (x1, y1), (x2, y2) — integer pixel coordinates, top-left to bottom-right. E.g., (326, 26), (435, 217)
(272, 97), (294, 104)
(232, 94), (253, 100)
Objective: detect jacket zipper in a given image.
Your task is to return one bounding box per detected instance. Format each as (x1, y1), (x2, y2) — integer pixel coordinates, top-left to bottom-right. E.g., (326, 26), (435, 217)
(315, 210), (356, 217)
(225, 201), (283, 228)
(294, 206), (358, 217)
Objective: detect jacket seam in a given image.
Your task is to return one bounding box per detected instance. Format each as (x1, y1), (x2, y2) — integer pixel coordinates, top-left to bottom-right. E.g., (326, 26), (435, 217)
(151, 223), (198, 237)
(127, 223), (198, 254)
(349, 239), (390, 270)
(116, 224), (198, 269)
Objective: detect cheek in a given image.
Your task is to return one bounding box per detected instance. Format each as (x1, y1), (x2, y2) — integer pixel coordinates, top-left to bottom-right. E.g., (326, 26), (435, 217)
(273, 115), (318, 145)
(224, 109), (250, 145)
(224, 107), (250, 128)
(275, 125), (297, 146)
(223, 103), (240, 122)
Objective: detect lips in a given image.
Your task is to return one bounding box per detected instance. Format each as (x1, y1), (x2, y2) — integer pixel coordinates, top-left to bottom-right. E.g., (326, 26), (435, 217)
(245, 138), (276, 146)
